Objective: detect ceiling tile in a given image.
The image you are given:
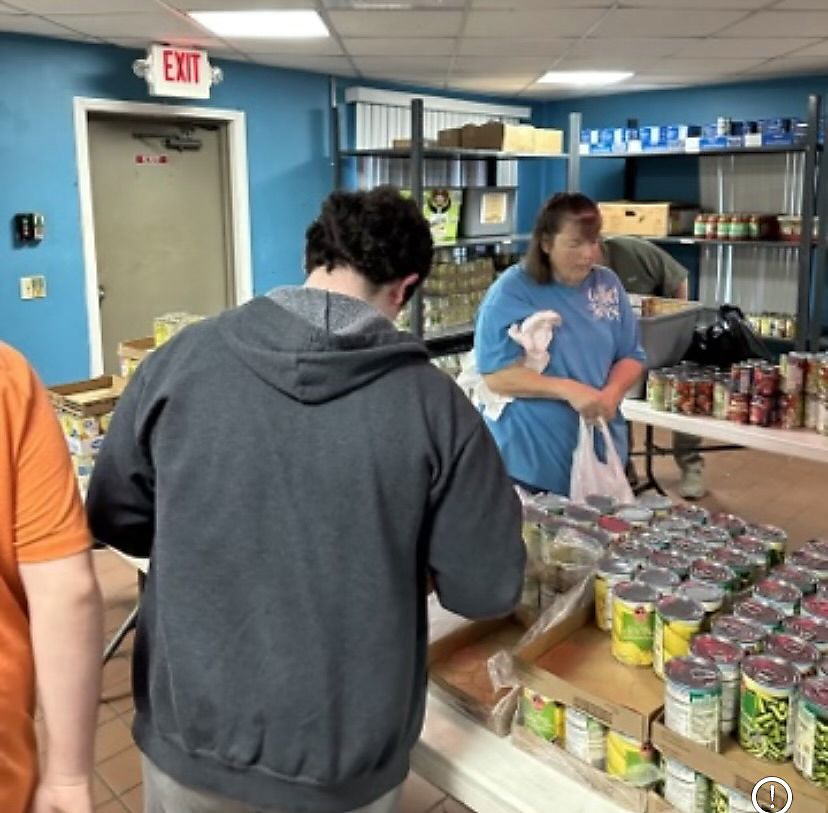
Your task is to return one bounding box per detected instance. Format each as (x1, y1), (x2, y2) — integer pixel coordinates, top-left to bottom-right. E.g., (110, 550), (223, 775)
(451, 55), (553, 77)
(567, 37), (696, 57)
(456, 37), (572, 57)
(470, 0), (613, 6)
(250, 54), (356, 75)
(343, 37), (454, 56)
(0, 1), (24, 10)
(463, 9), (606, 39)
(327, 10), (463, 38)
(174, 0), (318, 8)
(8, 0), (149, 10)
(106, 35), (238, 53)
(41, 11), (205, 39)
(447, 74), (537, 92)
(788, 40), (828, 57)
(743, 55), (828, 75)
(592, 9), (751, 38)
(772, 0), (828, 8)
(0, 12), (94, 37)
(353, 54), (451, 73)
(551, 55), (663, 72)
(672, 37), (818, 59)
(228, 37), (343, 55)
(619, 0), (766, 6)
(643, 56), (768, 74)
(718, 11), (828, 38)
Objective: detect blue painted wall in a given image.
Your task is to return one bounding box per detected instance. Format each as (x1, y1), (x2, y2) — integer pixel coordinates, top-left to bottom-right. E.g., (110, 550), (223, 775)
(0, 33), (333, 384)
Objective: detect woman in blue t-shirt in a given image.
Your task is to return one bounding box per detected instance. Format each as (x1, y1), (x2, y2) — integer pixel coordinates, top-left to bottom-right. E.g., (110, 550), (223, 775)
(475, 193), (646, 495)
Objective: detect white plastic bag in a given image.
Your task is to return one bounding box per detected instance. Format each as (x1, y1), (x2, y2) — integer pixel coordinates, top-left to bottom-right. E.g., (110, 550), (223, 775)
(569, 417), (634, 504)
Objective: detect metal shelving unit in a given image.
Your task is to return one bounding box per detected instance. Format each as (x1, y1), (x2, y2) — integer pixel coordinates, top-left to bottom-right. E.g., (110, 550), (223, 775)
(579, 95), (826, 353)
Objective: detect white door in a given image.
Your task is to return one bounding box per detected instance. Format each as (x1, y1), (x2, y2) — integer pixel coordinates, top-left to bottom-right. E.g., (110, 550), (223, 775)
(87, 114), (234, 373)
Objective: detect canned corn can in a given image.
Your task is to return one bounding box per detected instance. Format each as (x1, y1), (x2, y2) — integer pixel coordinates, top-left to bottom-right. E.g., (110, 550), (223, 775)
(564, 706), (607, 770)
(753, 577), (802, 617)
(595, 556), (637, 632)
(734, 598), (784, 633)
(794, 677), (828, 788)
(711, 615), (766, 655)
(637, 566), (681, 597)
(664, 758), (711, 813)
(665, 656), (722, 751)
(739, 655), (799, 761)
(605, 730), (657, 787)
(711, 783), (754, 813)
(784, 616), (828, 654)
(612, 582), (659, 667)
(766, 632), (821, 676)
(654, 596), (706, 678)
(692, 634), (744, 735)
(518, 687), (565, 742)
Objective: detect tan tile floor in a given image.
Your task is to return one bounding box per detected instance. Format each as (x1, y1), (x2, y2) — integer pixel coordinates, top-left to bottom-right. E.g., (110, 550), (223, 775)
(78, 431), (828, 811)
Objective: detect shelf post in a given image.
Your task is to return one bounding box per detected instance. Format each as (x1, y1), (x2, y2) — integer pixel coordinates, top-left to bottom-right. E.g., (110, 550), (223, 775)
(411, 98), (425, 338)
(796, 93), (820, 350)
(330, 76), (341, 190)
(567, 112), (581, 193)
(623, 118), (638, 200)
(811, 95), (827, 352)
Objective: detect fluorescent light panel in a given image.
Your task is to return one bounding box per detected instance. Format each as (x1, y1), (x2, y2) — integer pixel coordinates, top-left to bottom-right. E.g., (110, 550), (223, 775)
(537, 70), (633, 87)
(189, 10), (329, 39)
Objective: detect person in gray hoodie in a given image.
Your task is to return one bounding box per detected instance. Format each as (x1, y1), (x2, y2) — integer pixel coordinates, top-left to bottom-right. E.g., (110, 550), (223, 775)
(86, 186), (525, 813)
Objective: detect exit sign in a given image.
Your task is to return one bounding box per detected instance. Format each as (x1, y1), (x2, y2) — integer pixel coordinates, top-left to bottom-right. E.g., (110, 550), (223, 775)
(145, 44), (213, 99)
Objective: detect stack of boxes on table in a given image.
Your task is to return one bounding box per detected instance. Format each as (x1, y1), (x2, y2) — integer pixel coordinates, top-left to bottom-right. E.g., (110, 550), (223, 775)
(49, 311), (204, 499)
(429, 490), (828, 813)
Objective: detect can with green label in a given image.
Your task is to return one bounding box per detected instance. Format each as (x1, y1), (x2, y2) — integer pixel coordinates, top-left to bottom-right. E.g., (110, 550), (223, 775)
(518, 687), (564, 742)
(564, 706), (607, 770)
(612, 581), (659, 667)
(794, 676), (828, 788)
(665, 656), (722, 751)
(654, 596), (705, 678)
(605, 730), (658, 787)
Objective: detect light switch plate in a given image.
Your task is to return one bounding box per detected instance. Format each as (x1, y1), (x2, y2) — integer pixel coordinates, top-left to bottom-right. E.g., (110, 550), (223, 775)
(19, 275), (46, 300)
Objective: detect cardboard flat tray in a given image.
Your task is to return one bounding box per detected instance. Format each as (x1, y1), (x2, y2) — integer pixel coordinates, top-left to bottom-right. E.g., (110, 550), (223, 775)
(49, 376), (125, 417)
(651, 718), (828, 813)
(118, 336), (155, 361)
(514, 609), (665, 743)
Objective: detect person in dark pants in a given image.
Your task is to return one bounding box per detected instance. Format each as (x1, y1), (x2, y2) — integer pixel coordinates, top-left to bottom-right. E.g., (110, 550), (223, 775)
(86, 187), (525, 813)
(598, 235), (706, 499)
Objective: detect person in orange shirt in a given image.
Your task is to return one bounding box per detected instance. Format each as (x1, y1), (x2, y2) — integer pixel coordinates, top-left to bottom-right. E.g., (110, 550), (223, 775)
(0, 342), (103, 813)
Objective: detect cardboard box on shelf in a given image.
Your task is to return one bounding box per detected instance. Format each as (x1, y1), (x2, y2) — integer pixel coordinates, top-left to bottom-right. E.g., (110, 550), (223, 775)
(391, 138), (437, 149)
(49, 375), (125, 418)
(514, 607), (664, 742)
(437, 127), (462, 148)
(599, 202), (699, 238)
(646, 793), (679, 813)
(470, 121), (535, 153)
(118, 336), (155, 379)
(651, 718), (827, 813)
(428, 614), (527, 737)
(533, 128), (564, 155)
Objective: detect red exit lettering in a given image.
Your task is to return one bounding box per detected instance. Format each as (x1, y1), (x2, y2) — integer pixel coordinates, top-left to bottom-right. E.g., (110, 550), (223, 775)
(162, 49), (201, 84)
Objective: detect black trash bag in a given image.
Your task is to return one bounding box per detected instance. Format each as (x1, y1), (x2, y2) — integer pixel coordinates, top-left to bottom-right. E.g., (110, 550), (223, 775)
(683, 305), (774, 369)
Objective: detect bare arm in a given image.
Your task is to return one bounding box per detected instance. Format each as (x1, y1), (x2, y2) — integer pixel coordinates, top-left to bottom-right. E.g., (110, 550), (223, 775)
(21, 550), (103, 813)
(674, 279), (689, 300)
(599, 358), (646, 418)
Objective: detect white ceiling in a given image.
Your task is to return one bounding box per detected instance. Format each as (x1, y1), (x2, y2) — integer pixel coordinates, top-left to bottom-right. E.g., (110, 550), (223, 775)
(1, 0), (827, 99)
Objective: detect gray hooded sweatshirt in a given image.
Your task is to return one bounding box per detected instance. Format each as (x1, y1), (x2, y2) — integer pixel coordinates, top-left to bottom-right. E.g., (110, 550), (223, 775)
(86, 289), (524, 812)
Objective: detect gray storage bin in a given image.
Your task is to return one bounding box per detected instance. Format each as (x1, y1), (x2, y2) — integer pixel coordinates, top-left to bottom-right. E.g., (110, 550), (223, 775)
(460, 187), (516, 238)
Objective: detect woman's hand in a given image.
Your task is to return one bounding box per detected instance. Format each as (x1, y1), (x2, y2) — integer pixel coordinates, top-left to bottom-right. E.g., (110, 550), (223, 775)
(30, 778), (93, 813)
(563, 381), (605, 420)
(597, 386), (624, 421)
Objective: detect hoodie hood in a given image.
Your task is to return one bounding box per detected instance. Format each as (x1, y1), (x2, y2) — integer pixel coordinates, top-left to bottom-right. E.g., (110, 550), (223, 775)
(218, 289), (428, 404)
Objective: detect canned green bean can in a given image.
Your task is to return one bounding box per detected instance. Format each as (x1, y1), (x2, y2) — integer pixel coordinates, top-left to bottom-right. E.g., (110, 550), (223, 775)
(711, 783), (754, 813)
(665, 656), (722, 751)
(595, 556), (637, 632)
(612, 582), (659, 667)
(691, 634), (744, 735)
(564, 706), (607, 770)
(711, 615), (767, 655)
(654, 596), (705, 678)
(637, 566), (681, 597)
(784, 616), (828, 654)
(664, 758), (711, 813)
(734, 598), (784, 633)
(794, 677), (828, 788)
(766, 632), (821, 677)
(739, 655), (799, 761)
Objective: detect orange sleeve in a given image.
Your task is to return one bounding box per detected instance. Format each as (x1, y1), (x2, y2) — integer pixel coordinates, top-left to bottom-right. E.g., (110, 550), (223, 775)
(9, 351), (91, 564)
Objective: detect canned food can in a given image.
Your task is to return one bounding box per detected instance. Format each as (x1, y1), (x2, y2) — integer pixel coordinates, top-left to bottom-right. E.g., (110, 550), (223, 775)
(612, 581), (659, 667)
(665, 656), (722, 751)
(532, 493), (570, 516)
(766, 632), (821, 676)
(675, 376), (697, 416)
(595, 556), (637, 632)
(779, 392), (804, 429)
(713, 377), (731, 420)
(597, 515), (632, 543)
(522, 521), (543, 565)
(711, 615), (767, 655)
(637, 566), (681, 597)
(784, 616), (828, 654)
(691, 560), (738, 593)
(728, 393), (750, 424)
(653, 517), (694, 537)
(673, 503), (711, 528)
(696, 376), (714, 416)
(616, 506), (654, 529)
(693, 526), (732, 549)
(734, 598), (784, 633)
(753, 364), (780, 397)
(750, 395), (772, 427)
(794, 677), (828, 788)
(654, 596), (706, 678)
(754, 577), (803, 616)
(806, 395), (820, 430)
(711, 783), (754, 813)
(635, 532), (674, 554)
(519, 688), (565, 742)
(783, 352), (808, 394)
(744, 524), (788, 566)
(647, 369), (668, 411)
(637, 493), (674, 519)
(664, 757), (710, 813)
(802, 595), (828, 624)
(650, 550), (692, 580)
(564, 706), (607, 770)
(610, 539), (650, 570)
(691, 634), (744, 735)
(733, 536), (772, 578)
(739, 655), (799, 761)
(605, 730), (657, 787)
(790, 550), (828, 580)
(711, 512), (748, 538)
(818, 397), (828, 436)
(773, 565), (817, 596)
(672, 539), (710, 562)
(678, 579), (725, 621)
(585, 493), (619, 516)
(694, 215), (708, 239)
(711, 549), (754, 591)
(805, 355), (821, 395)
(563, 503), (600, 528)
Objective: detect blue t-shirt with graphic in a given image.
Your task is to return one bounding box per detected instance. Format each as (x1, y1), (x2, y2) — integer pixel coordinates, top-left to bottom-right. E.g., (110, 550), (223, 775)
(475, 263), (646, 495)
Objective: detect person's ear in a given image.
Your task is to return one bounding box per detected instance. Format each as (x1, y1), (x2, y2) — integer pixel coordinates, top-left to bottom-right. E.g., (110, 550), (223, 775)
(540, 237), (552, 255)
(392, 273), (420, 307)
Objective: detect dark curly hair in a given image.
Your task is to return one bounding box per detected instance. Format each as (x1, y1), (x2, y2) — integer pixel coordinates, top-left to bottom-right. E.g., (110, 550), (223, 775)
(525, 192), (602, 284)
(304, 186), (434, 303)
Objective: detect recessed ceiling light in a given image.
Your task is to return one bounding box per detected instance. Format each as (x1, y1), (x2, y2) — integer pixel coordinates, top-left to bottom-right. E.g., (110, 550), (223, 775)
(189, 10), (329, 39)
(537, 71), (633, 87)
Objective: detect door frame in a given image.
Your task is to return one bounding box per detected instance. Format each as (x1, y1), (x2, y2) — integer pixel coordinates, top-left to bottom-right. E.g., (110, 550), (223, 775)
(73, 97), (253, 376)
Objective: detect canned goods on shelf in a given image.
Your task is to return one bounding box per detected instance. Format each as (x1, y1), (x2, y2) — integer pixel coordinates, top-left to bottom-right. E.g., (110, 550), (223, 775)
(773, 564), (817, 596)
(647, 369), (668, 411)
(595, 556), (638, 633)
(711, 549), (754, 591)
(654, 596), (706, 678)
(691, 634), (744, 736)
(784, 616), (828, 655)
(695, 375), (714, 416)
(713, 376), (731, 420)
(753, 364), (780, 398)
(782, 352), (809, 395)
(740, 655), (800, 761)
(779, 392), (804, 429)
(749, 395), (773, 427)
(766, 632), (821, 676)
(734, 598), (784, 633)
(637, 566), (682, 597)
(612, 581), (659, 667)
(605, 730), (658, 787)
(665, 656), (722, 751)
(564, 706), (607, 770)
(794, 676), (828, 788)
(650, 550), (693, 580)
(678, 580), (725, 617)
(664, 757), (710, 813)
(802, 595), (828, 624)
(711, 615), (767, 654)
(519, 688), (565, 742)
(691, 560), (738, 593)
(694, 214), (708, 239)
(711, 783), (755, 813)
(753, 577), (803, 617)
